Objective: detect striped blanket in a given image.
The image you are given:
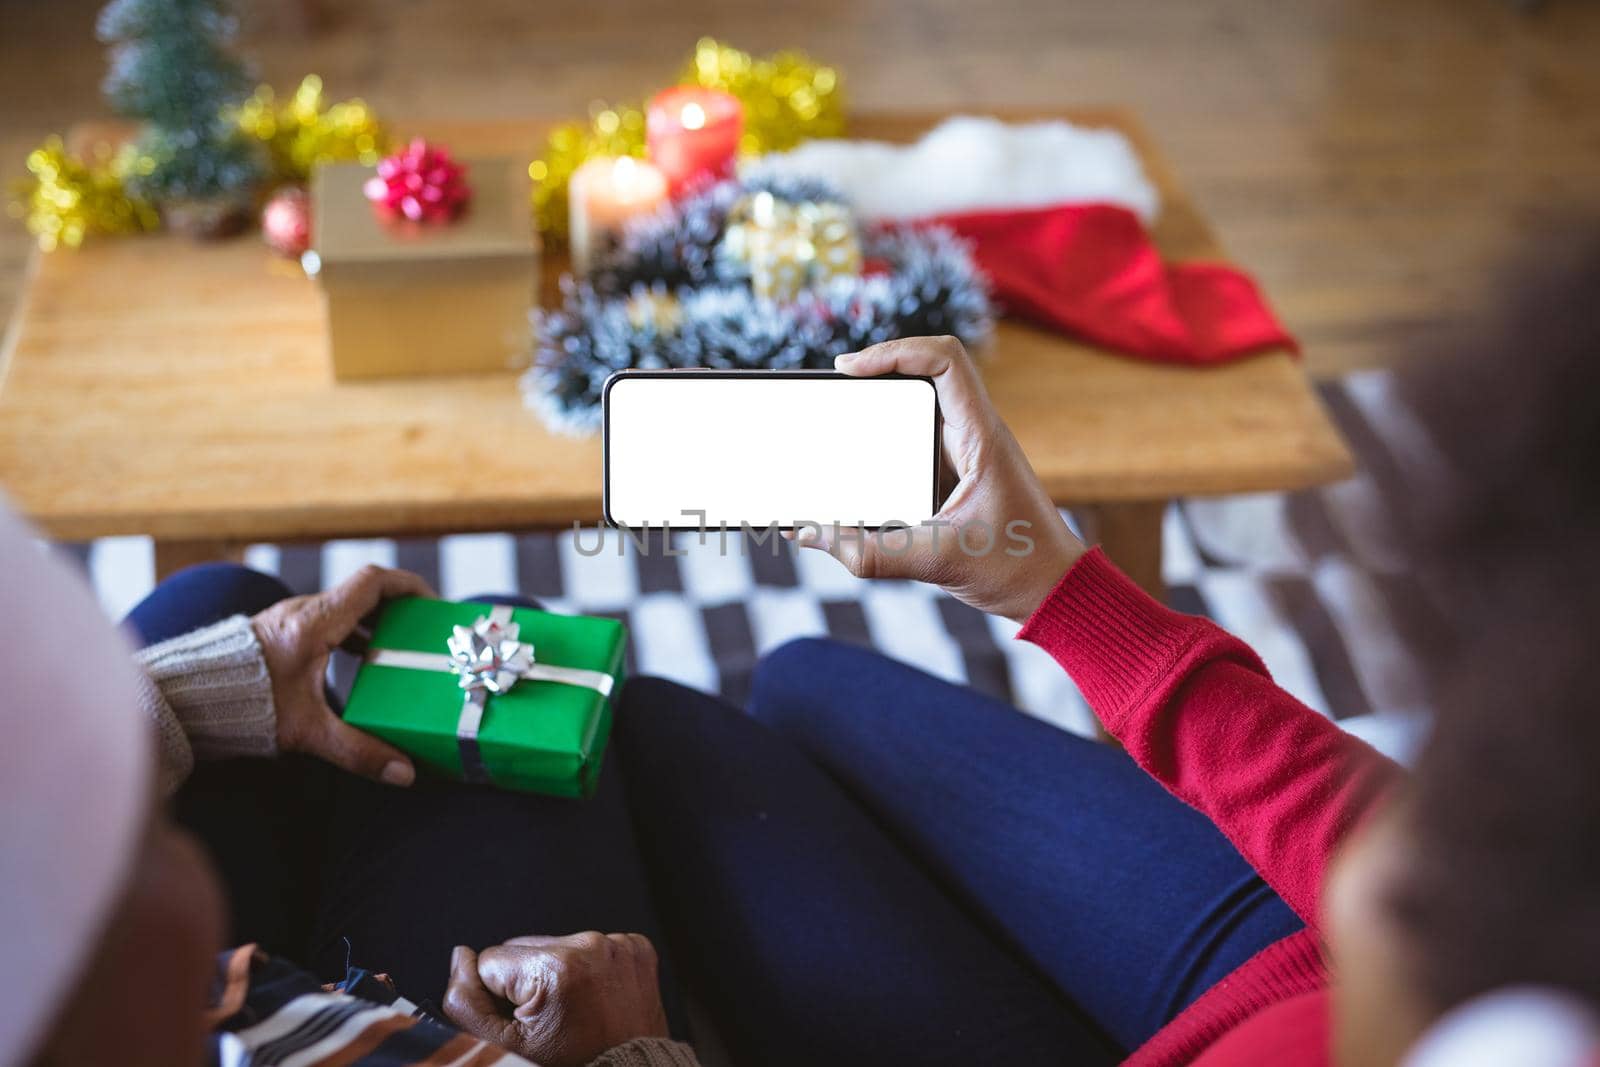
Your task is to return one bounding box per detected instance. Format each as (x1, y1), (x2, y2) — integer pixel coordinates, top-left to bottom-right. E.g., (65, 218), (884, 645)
(67, 370), (1434, 763)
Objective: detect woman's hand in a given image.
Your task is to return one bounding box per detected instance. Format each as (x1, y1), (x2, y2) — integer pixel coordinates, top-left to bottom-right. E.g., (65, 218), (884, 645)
(250, 564), (432, 785)
(796, 336), (1087, 623)
(443, 933), (671, 1067)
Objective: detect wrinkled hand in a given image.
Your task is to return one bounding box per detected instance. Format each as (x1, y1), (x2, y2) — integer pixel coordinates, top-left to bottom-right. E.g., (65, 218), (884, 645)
(443, 934), (670, 1067)
(251, 564), (433, 784)
(796, 336), (1086, 623)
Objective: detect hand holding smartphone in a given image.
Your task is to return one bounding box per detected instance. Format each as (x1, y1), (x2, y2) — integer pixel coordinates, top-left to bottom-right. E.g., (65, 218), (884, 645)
(603, 339), (1086, 624)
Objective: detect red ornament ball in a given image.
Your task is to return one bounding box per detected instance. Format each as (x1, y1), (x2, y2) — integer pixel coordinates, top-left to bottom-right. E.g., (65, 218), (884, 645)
(261, 186), (312, 258)
(363, 138), (471, 223)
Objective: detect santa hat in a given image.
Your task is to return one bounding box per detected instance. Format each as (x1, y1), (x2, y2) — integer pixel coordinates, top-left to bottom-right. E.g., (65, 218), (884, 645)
(0, 499), (151, 1064)
(751, 116), (1295, 366)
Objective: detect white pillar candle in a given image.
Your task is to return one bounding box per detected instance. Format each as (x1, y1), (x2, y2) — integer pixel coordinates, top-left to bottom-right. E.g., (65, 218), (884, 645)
(567, 156), (669, 276)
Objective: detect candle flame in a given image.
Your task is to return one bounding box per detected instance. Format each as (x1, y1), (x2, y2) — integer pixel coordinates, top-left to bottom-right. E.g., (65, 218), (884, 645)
(680, 102), (707, 130)
(606, 156), (665, 204)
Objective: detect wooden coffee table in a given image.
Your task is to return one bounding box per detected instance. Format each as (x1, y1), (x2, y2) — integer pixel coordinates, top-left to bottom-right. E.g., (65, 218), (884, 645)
(0, 111), (1351, 594)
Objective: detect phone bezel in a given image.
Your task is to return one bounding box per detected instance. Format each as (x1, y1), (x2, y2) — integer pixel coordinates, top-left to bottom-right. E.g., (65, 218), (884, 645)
(601, 368), (944, 531)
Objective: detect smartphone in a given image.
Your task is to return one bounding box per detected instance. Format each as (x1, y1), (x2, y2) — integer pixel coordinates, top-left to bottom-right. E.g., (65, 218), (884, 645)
(603, 370), (941, 530)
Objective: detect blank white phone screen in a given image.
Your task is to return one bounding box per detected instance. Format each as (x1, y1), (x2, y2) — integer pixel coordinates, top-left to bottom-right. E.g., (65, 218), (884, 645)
(605, 374), (938, 528)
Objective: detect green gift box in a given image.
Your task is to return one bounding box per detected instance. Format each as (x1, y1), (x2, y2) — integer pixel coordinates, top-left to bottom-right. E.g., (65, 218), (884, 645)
(343, 597), (626, 798)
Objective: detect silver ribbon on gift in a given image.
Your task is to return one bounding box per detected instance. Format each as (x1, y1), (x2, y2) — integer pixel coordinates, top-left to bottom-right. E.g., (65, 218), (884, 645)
(365, 604), (614, 783)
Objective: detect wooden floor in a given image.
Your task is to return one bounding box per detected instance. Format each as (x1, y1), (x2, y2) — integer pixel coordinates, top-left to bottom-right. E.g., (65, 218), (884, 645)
(4, 0), (1599, 379)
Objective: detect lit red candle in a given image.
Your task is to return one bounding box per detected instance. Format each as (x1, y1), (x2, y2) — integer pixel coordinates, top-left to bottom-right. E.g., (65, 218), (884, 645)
(646, 86), (744, 196)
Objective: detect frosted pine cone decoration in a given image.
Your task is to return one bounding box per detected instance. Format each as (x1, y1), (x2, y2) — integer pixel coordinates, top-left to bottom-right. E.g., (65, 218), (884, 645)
(363, 138), (470, 223)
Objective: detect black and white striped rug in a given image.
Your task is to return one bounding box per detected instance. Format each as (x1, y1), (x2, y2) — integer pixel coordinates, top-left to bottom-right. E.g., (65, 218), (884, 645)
(65, 369), (1436, 764)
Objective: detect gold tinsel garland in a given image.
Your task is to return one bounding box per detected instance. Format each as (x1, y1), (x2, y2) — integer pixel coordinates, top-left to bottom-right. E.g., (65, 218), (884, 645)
(12, 75), (387, 251)
(230, 74), (389, 184)
(8, 137), (159, 252)
(686, 38), (845, 156)
(530, 37), (844, 241)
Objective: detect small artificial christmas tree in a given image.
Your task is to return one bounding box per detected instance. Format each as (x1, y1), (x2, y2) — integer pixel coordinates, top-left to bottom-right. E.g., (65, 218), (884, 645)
(97, 0), (265, 235)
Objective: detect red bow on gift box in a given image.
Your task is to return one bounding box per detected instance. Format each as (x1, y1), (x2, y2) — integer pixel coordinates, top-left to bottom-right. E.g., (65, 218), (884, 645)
(363, 138), (471, 224)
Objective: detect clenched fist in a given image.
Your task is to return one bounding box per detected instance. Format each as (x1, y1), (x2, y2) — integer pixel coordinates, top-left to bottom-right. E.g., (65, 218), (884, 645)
(443, 933), (670, 1067)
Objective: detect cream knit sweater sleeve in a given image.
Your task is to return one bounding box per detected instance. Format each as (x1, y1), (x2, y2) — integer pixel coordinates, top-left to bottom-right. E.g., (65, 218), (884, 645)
(133, 615), (277, 793)
(586, 1038), (703, 1067)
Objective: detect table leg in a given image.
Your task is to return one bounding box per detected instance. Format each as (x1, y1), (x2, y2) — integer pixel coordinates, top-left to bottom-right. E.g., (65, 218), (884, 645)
(153, 539), (245, 581)
(1076, 500), (1167, 602)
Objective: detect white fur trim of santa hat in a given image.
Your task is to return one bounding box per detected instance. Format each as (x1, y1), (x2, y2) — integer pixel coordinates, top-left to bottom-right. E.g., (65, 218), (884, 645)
(748, 115), (1161, 224)
(0, 497), (151, 1065)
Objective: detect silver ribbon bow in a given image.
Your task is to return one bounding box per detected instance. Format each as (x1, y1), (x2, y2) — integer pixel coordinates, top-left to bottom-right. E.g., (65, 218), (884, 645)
(447, 612), (538, 740)
(365, 605), (615, 782)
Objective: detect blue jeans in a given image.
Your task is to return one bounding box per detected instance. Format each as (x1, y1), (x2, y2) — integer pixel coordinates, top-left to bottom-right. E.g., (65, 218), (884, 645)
(131, 565), (1301, 1065)
(614, 640), (1304, 1064)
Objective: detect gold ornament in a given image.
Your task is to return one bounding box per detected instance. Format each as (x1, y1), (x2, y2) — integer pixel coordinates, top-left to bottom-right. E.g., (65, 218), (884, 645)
(530, 38), (845, 241)
(231, 74), (388, 184)
(9, 137), (159, 252)
(720, 191), (861, 303)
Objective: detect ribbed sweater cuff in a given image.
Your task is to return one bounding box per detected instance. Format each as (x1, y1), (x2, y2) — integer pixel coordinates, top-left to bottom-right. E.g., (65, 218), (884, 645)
(1015, 546), (1208, 721)
(585, 1038), (701, 1067)
(135, 615), (277, 761)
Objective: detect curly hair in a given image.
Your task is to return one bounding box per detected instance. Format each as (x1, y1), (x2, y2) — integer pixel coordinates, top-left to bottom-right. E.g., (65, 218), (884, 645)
(1387, 230), (1600, 1012)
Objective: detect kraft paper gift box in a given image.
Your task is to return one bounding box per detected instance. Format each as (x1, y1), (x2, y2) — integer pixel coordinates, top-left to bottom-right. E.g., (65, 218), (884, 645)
(343, 597), (625, 798)
(309, 157), (539, 381)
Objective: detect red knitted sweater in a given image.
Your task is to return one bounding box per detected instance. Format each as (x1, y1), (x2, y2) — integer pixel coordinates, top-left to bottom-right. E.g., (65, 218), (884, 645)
(1018, 548), (1401, 1066)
